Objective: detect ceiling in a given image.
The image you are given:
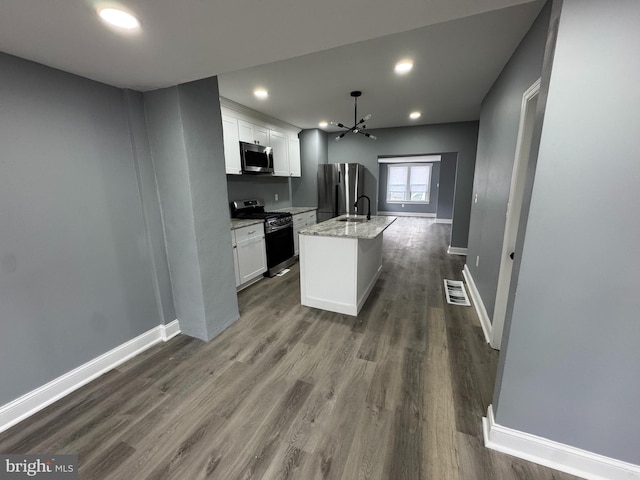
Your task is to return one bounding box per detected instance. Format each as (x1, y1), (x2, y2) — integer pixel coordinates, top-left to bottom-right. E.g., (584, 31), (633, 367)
(0, 0), (544, 131)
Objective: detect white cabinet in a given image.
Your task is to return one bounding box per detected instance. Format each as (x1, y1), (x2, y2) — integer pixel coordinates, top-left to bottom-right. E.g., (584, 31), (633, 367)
(271, 130), (300, 177)
(238, 120), (268, 146)
(230, 231), (241, 287)
(222, 114), (242, 175)
(220, 104), (301, 177)
(234, 224), (267, 286)
(288, 136), (301, 177)
(292, 210), (317, 256)
(270, 129), (289, 177)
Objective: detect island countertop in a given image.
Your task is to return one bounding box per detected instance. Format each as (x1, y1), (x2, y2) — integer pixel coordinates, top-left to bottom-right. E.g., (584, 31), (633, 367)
(300, 215), (396, 240)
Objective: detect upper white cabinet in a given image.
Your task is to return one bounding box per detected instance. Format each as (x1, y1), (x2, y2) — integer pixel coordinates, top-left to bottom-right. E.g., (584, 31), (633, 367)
(220, 102), (301, 178)
(270, 129), (289, 177)
(222, 114), (242, 175)
(288, 135), (301, 177)
(238, 120), (268, 146)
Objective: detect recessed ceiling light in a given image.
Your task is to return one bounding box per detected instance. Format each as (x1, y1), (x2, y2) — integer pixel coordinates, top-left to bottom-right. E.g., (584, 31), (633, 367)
(97, 7), (140, 29)
(409, 111), (421, 120)
(318, 121), (328, 128)
(254, 88), (268, 99)
(395, 60), (413, 75)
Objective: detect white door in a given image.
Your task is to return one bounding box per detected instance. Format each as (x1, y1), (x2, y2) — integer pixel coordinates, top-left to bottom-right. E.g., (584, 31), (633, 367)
(491, 78), (540, 349)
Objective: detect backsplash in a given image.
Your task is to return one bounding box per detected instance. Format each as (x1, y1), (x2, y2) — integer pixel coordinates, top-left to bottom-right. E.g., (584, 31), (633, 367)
(226, 175), (291, 211)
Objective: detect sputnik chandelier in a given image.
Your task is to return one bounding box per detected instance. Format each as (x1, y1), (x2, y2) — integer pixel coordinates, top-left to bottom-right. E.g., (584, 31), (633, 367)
(331, 91), (377, 141)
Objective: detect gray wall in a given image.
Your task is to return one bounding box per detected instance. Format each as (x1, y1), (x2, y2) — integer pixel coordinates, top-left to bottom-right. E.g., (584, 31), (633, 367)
(437, 152), (458, 220)
(292, 129), (328, 207)
(327, 122), (478, 248)
(227, 175), (292, 211)
(123, 90), (176, 326)
(0, 53), (164, 405)
(466, 3), (550, 320)
(494, 0), (640, 464)
(144, 78), (239, 341)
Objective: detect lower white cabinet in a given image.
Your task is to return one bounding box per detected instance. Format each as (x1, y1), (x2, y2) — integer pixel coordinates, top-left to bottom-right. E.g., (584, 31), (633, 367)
(231, 232), (241, 287)
(232, 224), (267, 287)
(292, 210), (317, 256)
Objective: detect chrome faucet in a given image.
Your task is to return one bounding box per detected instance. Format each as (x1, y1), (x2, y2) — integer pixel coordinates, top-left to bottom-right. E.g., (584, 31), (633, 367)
(354, 195), (371, 220)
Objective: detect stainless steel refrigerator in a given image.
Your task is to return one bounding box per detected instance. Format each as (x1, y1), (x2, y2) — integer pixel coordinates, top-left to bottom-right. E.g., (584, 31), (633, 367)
(317, 163), (365, 222)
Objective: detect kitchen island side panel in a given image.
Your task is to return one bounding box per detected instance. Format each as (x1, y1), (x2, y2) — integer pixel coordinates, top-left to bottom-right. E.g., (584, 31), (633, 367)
(299, 234), (383, 316)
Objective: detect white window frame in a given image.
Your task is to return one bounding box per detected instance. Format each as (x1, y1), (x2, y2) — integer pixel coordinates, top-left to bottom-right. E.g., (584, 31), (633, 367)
(386, 163), (432, 204)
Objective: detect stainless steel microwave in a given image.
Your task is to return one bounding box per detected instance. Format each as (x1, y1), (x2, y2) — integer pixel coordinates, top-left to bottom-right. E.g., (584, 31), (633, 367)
(240, 141), (274, 174)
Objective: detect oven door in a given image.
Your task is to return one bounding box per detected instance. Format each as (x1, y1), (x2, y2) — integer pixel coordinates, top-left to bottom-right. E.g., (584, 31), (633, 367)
(264, 224), (294, 274)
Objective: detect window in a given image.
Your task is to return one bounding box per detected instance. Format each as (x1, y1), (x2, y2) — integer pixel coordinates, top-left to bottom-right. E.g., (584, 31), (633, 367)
(386, 163), (432, 203)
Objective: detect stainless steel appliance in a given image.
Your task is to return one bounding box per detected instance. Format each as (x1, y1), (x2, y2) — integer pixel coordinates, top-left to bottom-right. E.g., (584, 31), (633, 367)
(317, 163), (365, 222)
(240, 141), (274, 174)
(231, 198), (295, 277)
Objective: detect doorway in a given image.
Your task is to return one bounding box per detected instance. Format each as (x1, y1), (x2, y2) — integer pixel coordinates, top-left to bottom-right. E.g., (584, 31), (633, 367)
(491, 78), (540, 350)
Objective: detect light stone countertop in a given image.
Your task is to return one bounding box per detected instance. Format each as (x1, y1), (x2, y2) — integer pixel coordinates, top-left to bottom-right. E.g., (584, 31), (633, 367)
(273, 207), (317, 215)
(230, 218), (264, 230)
(299, 215), (397, 240)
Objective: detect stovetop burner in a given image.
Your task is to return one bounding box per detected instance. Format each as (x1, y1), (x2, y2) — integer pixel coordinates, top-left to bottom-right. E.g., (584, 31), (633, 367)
(231, 198), (292, 226)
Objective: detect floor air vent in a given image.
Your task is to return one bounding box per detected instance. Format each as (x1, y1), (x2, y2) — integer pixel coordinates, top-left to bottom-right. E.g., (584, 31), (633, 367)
(444, 279), (471, 306)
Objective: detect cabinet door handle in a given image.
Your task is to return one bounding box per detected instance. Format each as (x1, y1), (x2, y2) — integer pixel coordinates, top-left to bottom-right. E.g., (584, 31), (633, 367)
(248, 230), (256, 234)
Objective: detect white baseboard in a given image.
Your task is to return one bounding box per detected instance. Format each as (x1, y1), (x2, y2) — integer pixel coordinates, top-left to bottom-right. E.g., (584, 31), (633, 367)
(436, 218), (453, 224)
(0, 320), (180, 434)
(483, 405), (640, 480)
(462, 265), (492, 344)
(447, 246), (467, 255)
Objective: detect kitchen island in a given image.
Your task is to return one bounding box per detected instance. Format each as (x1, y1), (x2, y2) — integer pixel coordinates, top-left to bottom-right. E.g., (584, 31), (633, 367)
(299, 214), (397, 316)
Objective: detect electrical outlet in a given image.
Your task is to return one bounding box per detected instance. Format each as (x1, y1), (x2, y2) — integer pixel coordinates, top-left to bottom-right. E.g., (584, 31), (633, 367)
(275, 193), (279, 201)
(476, 256), (480, 267)
(474, 193), (478, 204)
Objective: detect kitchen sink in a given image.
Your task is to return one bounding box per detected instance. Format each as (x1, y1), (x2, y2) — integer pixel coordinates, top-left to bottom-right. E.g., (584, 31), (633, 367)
(338, 217), (369, 223)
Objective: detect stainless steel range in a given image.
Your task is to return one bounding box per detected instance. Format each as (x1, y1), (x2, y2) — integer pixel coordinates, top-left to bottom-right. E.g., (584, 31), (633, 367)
(231, 198), (295, 277)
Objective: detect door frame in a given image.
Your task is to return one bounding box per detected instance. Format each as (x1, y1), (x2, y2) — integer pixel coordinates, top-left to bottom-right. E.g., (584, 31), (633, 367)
(491, 78), (541, 349)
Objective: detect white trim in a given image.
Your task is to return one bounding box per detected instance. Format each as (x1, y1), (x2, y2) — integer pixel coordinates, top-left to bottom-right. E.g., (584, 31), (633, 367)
(462, 265), (492, 344)
(492, 78), (541, 350)
(447, 246), (467, 255)
(219, 97), (301, 134)
(0, 320), (181, 434)
(483, 405), (640, 480)
(380, 211), (436, 218)
(161, 319), (181, 341)
(378, 155), (441, 163)
(436, 218), (453, 224)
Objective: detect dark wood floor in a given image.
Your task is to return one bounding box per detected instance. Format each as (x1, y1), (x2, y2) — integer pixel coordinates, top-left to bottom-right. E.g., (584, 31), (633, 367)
(0, 218), (581, 479)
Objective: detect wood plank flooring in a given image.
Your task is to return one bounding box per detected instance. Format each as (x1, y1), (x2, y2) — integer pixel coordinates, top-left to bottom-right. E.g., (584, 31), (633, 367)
(0, 218), (582, 480)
